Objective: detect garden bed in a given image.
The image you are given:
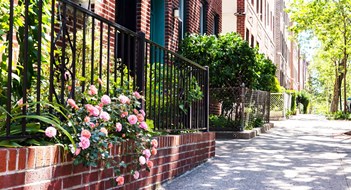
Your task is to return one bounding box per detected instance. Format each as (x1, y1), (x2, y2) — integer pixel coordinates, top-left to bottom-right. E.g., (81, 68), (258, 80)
(0, 132), (215, 189)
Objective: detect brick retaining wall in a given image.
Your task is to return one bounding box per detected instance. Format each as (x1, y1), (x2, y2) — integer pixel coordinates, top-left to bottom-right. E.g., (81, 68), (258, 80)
(0, 132), (215, 190)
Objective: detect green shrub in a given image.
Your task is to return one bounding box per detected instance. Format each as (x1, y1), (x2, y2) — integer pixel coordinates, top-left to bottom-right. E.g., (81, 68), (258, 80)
(209, 114), (240, 131)
(297, 91), (310, 114)
(286, 90), (297, 113)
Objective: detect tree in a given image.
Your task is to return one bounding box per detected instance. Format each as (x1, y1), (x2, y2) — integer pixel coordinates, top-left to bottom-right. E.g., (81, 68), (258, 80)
(287, 0), (351, 113)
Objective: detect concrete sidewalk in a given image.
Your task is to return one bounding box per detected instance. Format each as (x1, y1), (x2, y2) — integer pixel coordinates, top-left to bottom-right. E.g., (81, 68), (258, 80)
(160, 114), (351, 190)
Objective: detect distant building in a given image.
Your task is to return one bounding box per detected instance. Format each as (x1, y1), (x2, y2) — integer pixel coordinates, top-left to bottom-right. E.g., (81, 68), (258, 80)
(221, 0), (308, 91)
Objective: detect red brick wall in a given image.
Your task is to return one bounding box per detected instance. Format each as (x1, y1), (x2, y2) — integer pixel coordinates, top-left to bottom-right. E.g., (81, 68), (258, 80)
(236, 0), (246, 38)
(0, 133), (215, 190)
(186, 0), (222, 35)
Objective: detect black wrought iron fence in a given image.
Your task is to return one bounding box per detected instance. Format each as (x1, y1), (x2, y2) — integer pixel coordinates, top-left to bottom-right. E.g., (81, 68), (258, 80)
(210, 86), (270, 131)
(0, 0), (209, 140)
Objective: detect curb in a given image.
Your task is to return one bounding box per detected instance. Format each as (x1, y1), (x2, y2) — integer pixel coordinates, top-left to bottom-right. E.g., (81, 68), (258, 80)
(214, 123), (274, 139)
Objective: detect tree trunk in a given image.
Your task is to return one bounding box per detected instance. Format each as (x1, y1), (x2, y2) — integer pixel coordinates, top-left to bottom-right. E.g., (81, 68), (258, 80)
(331, 62), (342, 112)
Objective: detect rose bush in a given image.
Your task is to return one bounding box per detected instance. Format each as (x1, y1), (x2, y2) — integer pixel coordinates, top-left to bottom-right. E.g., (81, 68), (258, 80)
(44, 85), (157, 186)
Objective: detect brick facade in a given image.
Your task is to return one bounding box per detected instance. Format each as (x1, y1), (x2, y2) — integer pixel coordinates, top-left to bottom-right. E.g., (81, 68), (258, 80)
(0, 133), (215, 189)
(92, 0), (221, 51)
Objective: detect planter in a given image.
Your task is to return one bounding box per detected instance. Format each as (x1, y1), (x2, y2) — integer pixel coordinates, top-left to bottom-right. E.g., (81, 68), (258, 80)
(0, 133), (215, 190)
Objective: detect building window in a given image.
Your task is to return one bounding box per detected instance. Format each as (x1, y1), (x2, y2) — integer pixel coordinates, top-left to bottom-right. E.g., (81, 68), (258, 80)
(251, 35), (254, 47)
(179, 0), (186, 39)
(252, 0), (254, 6)
(256, 0), (259, 13)
(246, 28), (250, 42)
(213, 14), (219, 35)
(199, 2), (206, 34)
(260, 0), (263, 20)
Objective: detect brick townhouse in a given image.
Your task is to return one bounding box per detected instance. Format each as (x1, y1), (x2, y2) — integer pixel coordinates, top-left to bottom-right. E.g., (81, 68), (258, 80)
(90, 0), (222, 51)
(221, 0), (307, 90)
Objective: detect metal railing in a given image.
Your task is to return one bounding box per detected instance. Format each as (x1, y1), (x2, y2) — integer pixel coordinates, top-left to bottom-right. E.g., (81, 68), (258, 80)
(0, 0), (209, 140)
(210, 86), (270, 131)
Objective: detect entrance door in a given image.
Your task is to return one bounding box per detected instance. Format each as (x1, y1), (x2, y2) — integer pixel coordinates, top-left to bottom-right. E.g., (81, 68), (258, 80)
(150, 0), (165, 46)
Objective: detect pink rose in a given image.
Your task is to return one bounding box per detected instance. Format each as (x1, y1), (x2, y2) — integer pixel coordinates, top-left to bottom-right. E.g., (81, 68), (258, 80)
(79, 136), (90, 149)
(151, 139), (158, 148)
(116, 176), (124, 186)
(84, 116), (90, 123)
(95, 105), (102, 111)
(74, 148), (81, 156)
(118, 95), (130, 104)
(151, 147), (157, 155)
(17, 98), (23, 106)
(100, 111), (110, 121)
(100, 127), (108, 136)
(143, 149), (151, 159)
(89, 122), (95, 128)
(140, 110), (146, 117)
(133, 109), (139, 114)
(137, 114), (144, 122)
(147, 160), (154, 168)
(139, 122), (148, 130)
(67, 99), (78, 109)
(133, 91), (142, 99)
(139, 156), (146, 165)
(121, 111), (128, 118)
(45, 126), (57, 138)
(116, 123), (122, 132)
(128, 115), (138, 125)
(85, 104), (100, 116)
(88, 85), (98, 96)
(101, 95), (111, 105)
(133, 171), (140, 179)
(81, 129), (91, 139)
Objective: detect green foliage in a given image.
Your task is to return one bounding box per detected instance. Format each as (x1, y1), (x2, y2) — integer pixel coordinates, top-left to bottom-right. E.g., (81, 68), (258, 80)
(328, 111), (351, 120)
(209, 114), (240, 131)
(297, 90), (311, 114)
(286, 90), (297, 114)
(179, 32), (277, 91)
(247, 117), (263, 129)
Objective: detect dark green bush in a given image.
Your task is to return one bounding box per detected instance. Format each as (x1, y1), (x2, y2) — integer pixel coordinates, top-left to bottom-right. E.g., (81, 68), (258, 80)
(179, 32), (276, 90)
(297, 91), (310, 114)
(209, 114), (240, 131)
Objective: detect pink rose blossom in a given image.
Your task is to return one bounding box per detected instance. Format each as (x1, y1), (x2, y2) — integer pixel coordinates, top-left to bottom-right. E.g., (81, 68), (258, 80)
(137, 114), (144, 122)
(17, 98), (23, 106)
(95, 105), (102, 111)
(89, 122), (95, 128)
(121, 111), (128, 118)
(101, 95), (111, 105)
(139, 122), (148, 130)
(118, 95), (130, 104)
(85, 104), (100, 116)
(67, 99), (78, 109)
(116, 123), (122, 132)
(116, 176), (124, 186)
(133, 109), (139, 114)
(151, 147), (157, 155)
(84, 116), (90, 123)
(79, 136), (90, 149)
(88, 85), (98, 96)
(81, 129), (91, 139)
(133, 171), (140, 179)
(45, 126), (57, 138)
(139, 156), (146, 165)
(100, 127), (108, 136)
(143, 149), (151, 159)
(133, 91), (142, 99)
(74, 148), (81, 156)
(128, 115), (138, 125)
(100, 111), (110, 121)
(151, 139), (158, 148)
(147, 160), (154, 168)
(140, 110), (146, 117)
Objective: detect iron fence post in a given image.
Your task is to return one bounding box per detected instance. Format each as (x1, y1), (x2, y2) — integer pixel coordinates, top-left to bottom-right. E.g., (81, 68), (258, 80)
(267, 92), (271, 123)
(205, 66), (209, 132)
(136, 31), (146, 110)
(240, 83), (245, 131)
